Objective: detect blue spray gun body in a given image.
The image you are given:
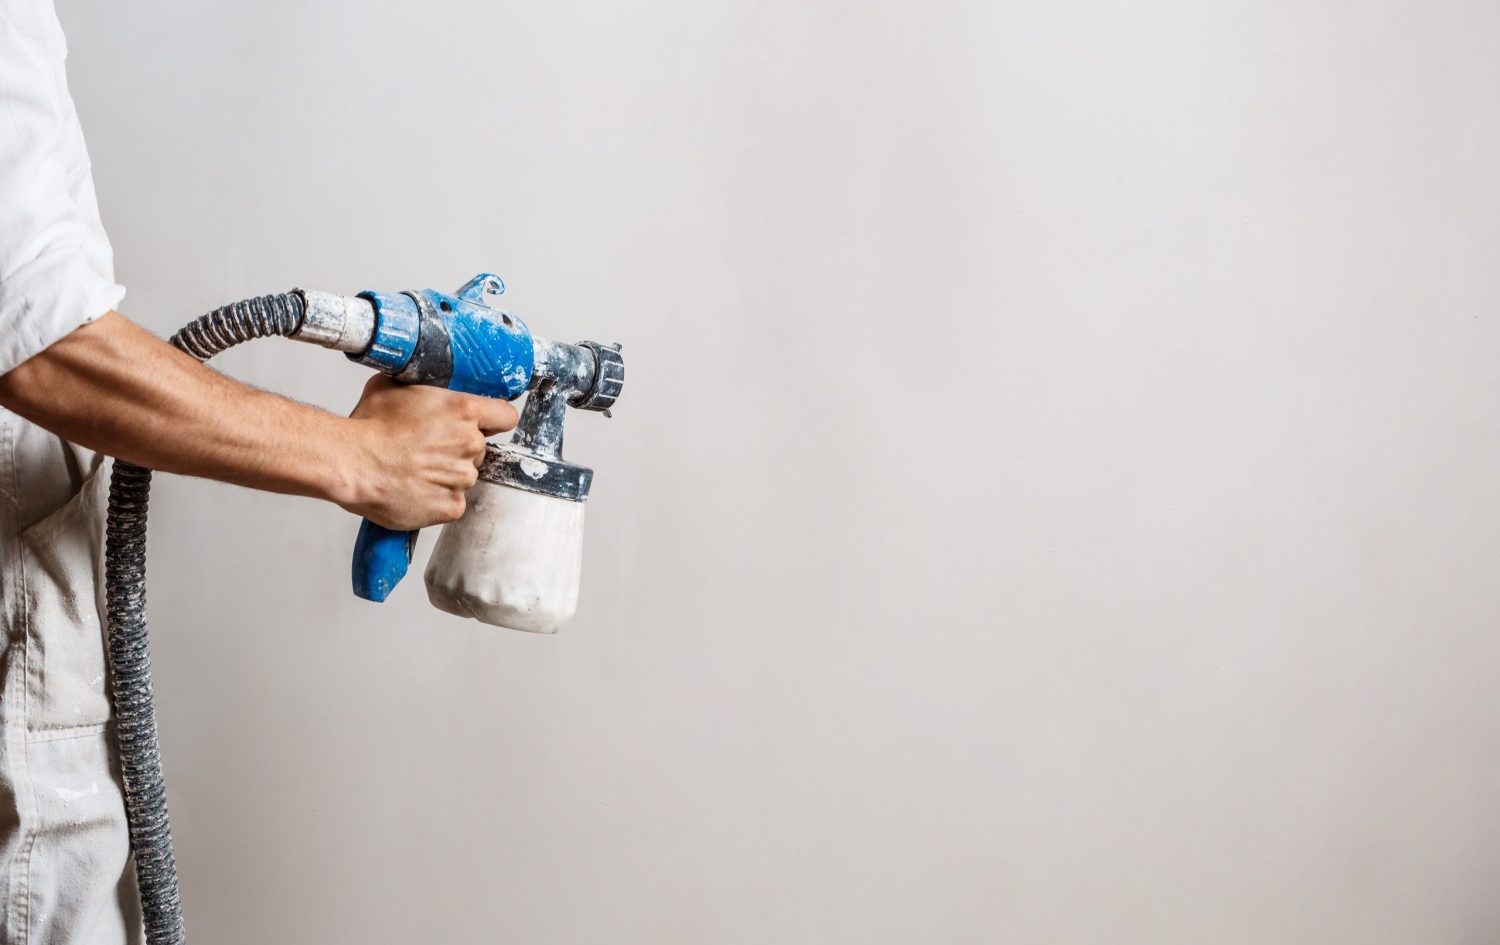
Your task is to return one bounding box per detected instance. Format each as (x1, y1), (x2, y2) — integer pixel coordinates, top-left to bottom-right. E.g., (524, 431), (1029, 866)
(292, 273), (623, 604)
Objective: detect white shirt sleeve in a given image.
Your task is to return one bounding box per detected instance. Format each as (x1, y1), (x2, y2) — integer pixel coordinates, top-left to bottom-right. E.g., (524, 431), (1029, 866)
(0, 0), (126, 377)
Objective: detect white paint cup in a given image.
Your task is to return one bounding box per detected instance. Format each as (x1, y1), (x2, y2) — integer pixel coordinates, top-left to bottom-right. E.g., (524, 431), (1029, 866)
(424, 480), (585, 633)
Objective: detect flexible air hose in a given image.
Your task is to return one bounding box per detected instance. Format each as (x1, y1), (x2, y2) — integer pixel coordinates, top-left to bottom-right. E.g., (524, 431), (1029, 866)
(105, 291), (308, 945)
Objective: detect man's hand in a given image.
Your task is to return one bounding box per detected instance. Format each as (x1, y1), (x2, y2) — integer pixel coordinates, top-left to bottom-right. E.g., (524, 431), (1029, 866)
(0, 311), (518, 528)
(336, 375), (518, 530)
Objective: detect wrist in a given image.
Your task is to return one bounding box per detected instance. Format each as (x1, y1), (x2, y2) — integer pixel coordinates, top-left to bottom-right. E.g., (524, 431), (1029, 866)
(320, 416), (377, 508)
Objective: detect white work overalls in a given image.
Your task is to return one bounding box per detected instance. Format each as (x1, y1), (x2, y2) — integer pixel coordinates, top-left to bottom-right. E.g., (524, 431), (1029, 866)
(0, 433), (139, 944)
(0, 0), (139, 940)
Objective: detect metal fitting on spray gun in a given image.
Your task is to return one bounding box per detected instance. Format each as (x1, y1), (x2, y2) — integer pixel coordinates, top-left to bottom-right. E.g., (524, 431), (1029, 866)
(291, 273), (624, 629)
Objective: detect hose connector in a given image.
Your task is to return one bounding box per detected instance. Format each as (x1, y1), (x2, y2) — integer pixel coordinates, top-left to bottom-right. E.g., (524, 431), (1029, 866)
(351, 290), (421, 373)
(291, 289), (377, 353)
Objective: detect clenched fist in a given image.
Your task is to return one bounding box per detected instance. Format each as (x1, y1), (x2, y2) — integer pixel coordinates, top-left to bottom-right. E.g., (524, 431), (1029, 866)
(335, 375), (518, 530)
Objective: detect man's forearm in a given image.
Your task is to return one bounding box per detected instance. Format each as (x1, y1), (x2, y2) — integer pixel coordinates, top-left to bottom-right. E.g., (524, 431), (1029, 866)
(0, 310), (518, 531)
(0, 311), (361, 503)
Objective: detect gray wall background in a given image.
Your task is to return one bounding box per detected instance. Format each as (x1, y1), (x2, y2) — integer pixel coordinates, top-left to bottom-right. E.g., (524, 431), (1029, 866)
(63, 0), (1500, 941)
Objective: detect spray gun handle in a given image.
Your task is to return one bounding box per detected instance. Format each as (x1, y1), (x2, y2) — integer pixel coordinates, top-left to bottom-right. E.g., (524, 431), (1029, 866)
(352, 520), (420, 603)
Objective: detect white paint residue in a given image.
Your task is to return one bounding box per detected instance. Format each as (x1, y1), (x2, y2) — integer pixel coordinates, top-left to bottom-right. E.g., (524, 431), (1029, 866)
(519, 457), (548, 479)
(55, 782), (100, 803)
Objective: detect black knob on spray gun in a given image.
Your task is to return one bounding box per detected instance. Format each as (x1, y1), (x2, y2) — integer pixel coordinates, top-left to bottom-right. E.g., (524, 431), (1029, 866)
(292, 273), (624, 627)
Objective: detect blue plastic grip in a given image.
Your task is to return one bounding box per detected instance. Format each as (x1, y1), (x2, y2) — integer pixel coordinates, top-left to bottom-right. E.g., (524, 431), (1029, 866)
(352, 519), (419, 602)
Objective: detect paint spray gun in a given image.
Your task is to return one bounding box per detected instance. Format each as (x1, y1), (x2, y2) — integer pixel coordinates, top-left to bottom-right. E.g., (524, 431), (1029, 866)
(291, 272), (625, 632)
(101, 273), (624, 945)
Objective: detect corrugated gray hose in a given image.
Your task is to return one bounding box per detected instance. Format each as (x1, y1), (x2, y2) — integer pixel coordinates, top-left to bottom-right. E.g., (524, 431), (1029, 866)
(106, 290), (307, 945)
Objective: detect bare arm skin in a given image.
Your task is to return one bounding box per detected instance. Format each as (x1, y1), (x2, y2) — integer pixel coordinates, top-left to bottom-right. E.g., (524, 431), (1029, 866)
(0, 311), (518, 530)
